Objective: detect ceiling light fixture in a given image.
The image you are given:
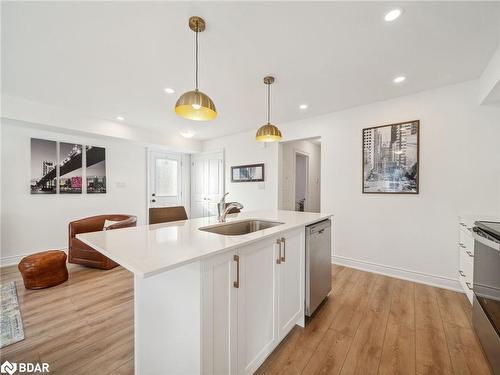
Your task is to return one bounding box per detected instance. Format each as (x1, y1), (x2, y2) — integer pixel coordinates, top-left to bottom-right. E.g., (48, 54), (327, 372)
(384, 9), (402, 22)
(256, 76), (282, 142)
(299, 104), (308, 110)
(393, 75), (406, 83)
(180, 131), (195, 138)
(164, 88), (175, 94)
(175, 16), (217, 121)
(116, 116), (124, 121)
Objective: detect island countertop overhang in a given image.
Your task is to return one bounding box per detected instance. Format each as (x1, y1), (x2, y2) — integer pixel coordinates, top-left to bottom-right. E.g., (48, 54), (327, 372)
(77, 210), (332, 278)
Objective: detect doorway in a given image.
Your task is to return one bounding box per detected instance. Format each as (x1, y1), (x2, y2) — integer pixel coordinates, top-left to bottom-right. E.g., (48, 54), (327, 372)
(295, 152), (309, 211)
(278, 137), (321, 213)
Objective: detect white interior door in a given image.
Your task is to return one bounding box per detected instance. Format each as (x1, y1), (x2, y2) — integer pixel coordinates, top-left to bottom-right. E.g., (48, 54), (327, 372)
(149, 151), (182, 208)
(191, 151), (224, 218)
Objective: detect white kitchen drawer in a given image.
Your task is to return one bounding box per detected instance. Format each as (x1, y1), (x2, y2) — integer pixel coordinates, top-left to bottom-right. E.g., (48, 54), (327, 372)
(460, 247), (474, 269)
(458, 219), (475, 304)
(458, 230), (474, 254)
(458, 216), (475, 231)
(458, 250), (473, 304)
(459, 277), (473, 303)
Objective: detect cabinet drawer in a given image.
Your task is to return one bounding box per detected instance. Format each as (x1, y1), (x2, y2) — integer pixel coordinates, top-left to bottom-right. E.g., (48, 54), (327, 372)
(459, 277), (473, 304)
(458, 245), (474, 304)
(461, 245), (475, 268)
(459, 229), (474, 254)
(459, 249), (472, 279)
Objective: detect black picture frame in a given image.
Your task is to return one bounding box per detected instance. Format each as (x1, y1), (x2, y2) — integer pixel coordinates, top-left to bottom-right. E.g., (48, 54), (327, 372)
(362, 120), (420, 194)
(231, 163), (265, 183)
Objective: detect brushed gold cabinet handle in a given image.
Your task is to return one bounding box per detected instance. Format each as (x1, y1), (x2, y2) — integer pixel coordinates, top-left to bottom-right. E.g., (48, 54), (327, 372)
(276, 239), (282, 264)
(281, 237), (286, 262)
(233, 255), (240, 288)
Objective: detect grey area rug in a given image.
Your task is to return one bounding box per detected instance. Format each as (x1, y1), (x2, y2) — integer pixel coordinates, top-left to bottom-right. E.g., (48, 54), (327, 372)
(0, 281), (25, 348)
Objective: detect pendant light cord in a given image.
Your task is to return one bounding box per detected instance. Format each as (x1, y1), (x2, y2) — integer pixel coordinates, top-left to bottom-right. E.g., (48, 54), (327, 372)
(267, 83), (271, 123)
(195, 24), (199, 90)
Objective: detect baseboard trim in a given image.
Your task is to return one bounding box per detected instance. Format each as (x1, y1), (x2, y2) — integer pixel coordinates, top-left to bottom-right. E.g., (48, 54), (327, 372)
(332, 255), (462, 292)
(1, 248), (68, 268)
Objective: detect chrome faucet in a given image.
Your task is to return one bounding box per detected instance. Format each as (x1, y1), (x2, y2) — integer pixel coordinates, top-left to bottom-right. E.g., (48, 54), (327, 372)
(218, 192), (230, 218)
(219, 202), (244, 223)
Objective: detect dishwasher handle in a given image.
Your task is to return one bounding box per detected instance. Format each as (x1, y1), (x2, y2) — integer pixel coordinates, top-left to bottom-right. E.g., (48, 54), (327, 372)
(307, 219), (331, 235)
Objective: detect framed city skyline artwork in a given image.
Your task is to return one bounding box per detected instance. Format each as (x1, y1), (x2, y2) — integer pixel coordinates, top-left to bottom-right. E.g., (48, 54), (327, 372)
(30, 138), (57, 194)
(59, 142), (83, 194)
(86, 146), (106, 193)
(362, 120), (419, 194)
(30, 138), (107, 194)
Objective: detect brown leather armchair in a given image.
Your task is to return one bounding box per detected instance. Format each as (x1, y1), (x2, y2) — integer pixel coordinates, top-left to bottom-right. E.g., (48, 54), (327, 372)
(68, 214), (137, 270)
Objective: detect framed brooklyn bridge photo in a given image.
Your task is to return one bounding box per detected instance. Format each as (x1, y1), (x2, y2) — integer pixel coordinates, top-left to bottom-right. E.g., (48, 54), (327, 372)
(30, 138), (57, 194)
(362, 120), (419, 194)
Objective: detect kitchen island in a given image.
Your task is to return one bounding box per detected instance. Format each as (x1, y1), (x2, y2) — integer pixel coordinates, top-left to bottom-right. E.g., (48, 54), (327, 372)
(78, 210), (332, 375)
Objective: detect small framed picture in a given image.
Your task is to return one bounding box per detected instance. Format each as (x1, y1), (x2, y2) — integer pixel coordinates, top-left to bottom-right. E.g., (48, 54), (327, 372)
(231, 163), (265, 183)
(362, 120), (419, 194)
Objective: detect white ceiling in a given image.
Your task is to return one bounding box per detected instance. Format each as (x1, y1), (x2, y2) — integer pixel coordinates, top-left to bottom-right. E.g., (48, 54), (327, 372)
(2, 1), (499, 141)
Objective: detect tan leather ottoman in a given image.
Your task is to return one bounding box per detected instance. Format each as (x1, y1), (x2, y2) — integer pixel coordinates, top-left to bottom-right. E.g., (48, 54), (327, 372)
(18, 250), (69, 289)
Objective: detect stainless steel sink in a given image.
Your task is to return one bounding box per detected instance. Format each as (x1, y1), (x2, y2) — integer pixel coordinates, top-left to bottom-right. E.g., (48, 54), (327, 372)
(199, 219), (284, 236)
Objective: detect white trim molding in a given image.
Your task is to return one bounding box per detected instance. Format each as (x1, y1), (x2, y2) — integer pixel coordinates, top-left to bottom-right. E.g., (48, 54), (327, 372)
(332, 254), (462, 292)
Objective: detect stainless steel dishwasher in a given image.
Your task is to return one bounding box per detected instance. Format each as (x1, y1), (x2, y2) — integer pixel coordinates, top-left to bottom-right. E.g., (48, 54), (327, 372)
(305, 219), (332, 316)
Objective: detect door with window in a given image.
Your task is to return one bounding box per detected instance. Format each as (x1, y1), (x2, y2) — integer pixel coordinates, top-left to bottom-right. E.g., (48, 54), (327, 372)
(149, 151), (182, 209)
(191, 151), (224, 218)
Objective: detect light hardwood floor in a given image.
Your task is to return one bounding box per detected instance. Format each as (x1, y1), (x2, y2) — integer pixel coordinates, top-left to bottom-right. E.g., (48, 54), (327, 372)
(0, 264), (134, 374)
(0, 264), (492, 375)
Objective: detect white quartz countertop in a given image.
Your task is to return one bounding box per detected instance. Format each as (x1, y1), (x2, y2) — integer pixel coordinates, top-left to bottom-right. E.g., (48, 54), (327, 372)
(77, 210), (332, 278)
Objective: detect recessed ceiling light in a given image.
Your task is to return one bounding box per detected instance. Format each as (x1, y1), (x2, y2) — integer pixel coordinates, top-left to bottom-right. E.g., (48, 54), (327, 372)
(299, 104), (308, 110)
(180, 131), (195, 138)
(385, 9), (402, 22)
(393, 76), (406, 84)
(116, 116), (125, 121)
(164, 88), (175, 94)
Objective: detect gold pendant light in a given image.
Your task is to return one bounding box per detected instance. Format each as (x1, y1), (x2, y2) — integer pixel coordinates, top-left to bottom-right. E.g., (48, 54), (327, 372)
(175, 16), (217, 121)
(256, 76), (282, 142)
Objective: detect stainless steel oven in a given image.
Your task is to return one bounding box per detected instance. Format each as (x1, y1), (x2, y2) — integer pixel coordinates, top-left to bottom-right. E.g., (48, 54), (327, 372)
(472, 221), (500, 375)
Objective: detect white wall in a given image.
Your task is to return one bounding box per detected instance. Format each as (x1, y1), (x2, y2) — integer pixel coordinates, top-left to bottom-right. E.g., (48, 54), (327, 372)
(1, 119), (148, 265)
(279, 139), (321, 212)
(2, 95), (202, 153)
(203, 132), (279, 211)
(201, 80), (500, 289)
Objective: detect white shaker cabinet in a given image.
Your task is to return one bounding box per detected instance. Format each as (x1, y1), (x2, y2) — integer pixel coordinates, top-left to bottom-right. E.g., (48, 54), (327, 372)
(236, 236), (279, 374)
(201, 250), (238, 375)
(200, 228), (305, 375)
(277, 230), (305, 340)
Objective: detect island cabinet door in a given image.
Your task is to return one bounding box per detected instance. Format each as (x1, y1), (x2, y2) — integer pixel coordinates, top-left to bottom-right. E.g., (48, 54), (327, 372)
(236, 237), (279, 375)
(201, 250), (238, 375)
(277, 228), (305, 340)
